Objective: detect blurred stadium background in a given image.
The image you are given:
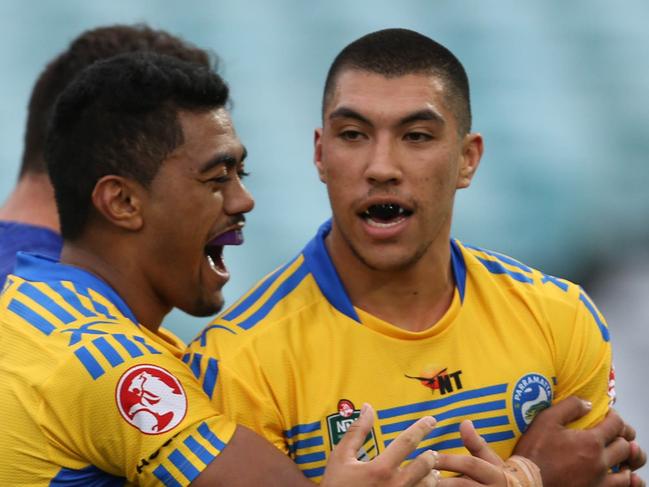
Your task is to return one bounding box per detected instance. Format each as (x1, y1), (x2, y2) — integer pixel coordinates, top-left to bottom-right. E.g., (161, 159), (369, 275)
(1, 0), (647, 472)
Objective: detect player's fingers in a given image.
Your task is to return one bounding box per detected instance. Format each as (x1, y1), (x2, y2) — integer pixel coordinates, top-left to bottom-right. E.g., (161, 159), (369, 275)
(413, 469), (442, 487)
(437, 477), (484, 486)
(534, 395), (592, 426)
(435, 452), (503, 485)
(604, 437), (632, 468)
(404, 451), (440, 487)
(619, 418), (637, 442)
(594, 409), (626, 445)
(626, 441), (648, 471)
(377, 416), (437, 469)
(630, 472), (646, 487)
(459, 420), (503, 466)
(599, 469), (632, 487)
(334, 403), (374, 459)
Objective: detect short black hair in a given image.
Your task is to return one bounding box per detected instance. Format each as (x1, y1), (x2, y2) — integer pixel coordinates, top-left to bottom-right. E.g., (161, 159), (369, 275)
(21, 23), (212, 177)
(323, 28), (472, 134)
(45, 52), (229, 240)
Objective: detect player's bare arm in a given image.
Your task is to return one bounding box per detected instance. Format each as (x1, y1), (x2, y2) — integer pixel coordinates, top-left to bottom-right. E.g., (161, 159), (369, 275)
(513, 396), (646, 487)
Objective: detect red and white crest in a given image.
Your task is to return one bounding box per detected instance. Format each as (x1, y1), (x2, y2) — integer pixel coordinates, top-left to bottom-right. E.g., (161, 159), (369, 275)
(338, 399), (355, 418)
(608, 364), (617, 406)
(116, 364), (188, 435)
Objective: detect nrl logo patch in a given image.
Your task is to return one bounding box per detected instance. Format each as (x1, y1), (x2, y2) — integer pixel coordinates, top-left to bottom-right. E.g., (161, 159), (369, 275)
(326, 399), (379, 461)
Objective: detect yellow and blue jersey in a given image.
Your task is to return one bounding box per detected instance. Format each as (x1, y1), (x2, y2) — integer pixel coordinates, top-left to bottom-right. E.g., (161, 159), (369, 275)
(187, 219), (613, 482)
(0, 253), (235, 486)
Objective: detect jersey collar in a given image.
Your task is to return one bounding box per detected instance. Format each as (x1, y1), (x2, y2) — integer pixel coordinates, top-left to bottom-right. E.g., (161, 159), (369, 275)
(13, 252), (138, 323)
(301, 219), (467, 323)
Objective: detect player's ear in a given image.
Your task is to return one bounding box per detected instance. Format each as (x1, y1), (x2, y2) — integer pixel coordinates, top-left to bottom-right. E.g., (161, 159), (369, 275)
(457, 132), (483, 189)
(91, 175), (144, 231)
(314, 128), (327, 183)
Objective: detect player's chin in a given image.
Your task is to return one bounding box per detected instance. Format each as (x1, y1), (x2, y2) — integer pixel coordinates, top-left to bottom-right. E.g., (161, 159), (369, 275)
(182, 291), (225, 318)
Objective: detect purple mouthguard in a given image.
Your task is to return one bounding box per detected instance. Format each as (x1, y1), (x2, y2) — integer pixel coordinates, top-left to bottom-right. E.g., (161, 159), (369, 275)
(209, 230), (244, 246)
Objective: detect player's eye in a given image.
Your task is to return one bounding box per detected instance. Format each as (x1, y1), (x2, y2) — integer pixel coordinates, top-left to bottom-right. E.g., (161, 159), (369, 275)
(339, 130), (365, 141)
(404, 132), (433, 142)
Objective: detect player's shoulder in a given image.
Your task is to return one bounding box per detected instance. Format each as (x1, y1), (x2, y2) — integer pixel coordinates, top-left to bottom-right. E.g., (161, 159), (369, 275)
(456, 239), (582, 304)
(1, 274), (169, 377)
(190, 252), (325, 353)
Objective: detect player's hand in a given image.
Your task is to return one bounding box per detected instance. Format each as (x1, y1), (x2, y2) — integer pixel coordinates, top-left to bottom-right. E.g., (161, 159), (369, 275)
(321, 403), (441, 487)
(610, 420), (646, 487)
(513, 396), (643, 487)
(433, 420), (542, 486)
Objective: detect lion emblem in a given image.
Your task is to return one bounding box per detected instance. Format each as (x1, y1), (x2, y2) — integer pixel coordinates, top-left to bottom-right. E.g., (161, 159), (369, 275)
(116, 364), (187, 434)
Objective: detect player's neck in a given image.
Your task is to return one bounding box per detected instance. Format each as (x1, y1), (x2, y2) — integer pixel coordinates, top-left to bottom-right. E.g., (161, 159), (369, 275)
(60, 235), (171, 332)
(0, 172), (60, 232)
(326, 233), (455, 333)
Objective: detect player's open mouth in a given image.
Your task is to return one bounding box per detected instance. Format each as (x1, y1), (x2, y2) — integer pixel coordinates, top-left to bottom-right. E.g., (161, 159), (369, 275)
(360, 203), (413, 228)
(204, 229), (244, 275)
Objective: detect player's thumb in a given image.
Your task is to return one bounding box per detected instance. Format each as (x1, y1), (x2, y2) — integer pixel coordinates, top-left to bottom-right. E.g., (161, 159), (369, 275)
(540, 396), (592, 426)
(335, 403), (374, 458)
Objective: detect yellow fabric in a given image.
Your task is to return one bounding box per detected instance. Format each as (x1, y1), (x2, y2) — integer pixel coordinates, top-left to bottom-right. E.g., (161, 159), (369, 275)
(0, 254), (235, 486)
(188, 223), (612, 482)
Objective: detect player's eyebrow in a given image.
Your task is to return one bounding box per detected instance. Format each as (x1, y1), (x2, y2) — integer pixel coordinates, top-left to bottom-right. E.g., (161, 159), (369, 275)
(199, 146), (247, 174)
(398, 108), (445, 127)
(328, 107), (445, 128)
(328, 107), (371, 125)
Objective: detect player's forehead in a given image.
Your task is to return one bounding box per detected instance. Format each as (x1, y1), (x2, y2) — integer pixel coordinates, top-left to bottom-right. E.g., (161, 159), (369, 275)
(324, 69), (452, 125)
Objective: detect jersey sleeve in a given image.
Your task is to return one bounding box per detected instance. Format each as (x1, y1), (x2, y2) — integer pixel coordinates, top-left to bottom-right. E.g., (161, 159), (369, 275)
(552, 286), (613, 429)
(37, 330), (236, 486)
(186, 325), (289, 454)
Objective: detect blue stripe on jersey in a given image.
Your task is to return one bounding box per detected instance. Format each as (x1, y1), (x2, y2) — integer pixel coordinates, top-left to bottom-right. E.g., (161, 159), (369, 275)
(381, 400), (507, 435)
(295, 451), (326, 464)
(377, 383), (508, 419)
(293, 436), (324, 450)
(450, 239), (467, 303)
(194, 324), (237, 347)
(198, 422), (227, 451)
(113, 333), (145, 358)
(202, 357), (219, 399)
(74, 346), (105, 379)
(236, 262), (309, 330)
(303, 466), (326, 478)
(92, 336), (124, 367)
(302, 220), (360, 323)
(18, 282), (76, 323)
(60, 321), (111, 346)
(169, 450), (201, 482)
(50, 464), (125, 486)
(46, 282), (98, 318)
(73, 284), (118, 321)
(221, 255), (300, 321)
(579, 292), (610, 342)
(181, 353), (190, 363)
(284, 420), (322, 439)
(132, 335), (161, 354)
(190, 353), (202, 378)
(405, 430), (515, 460)
(184, 435), (216, 466)
(8, 298), (56, 335)
(465, 245), (533, 274)
(541, 274), (569, 292)
(153, 465), (183, 487)
(435, 400), (507, 421)
(476, 258), (534, 284)
(13, 253), (137, 323)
